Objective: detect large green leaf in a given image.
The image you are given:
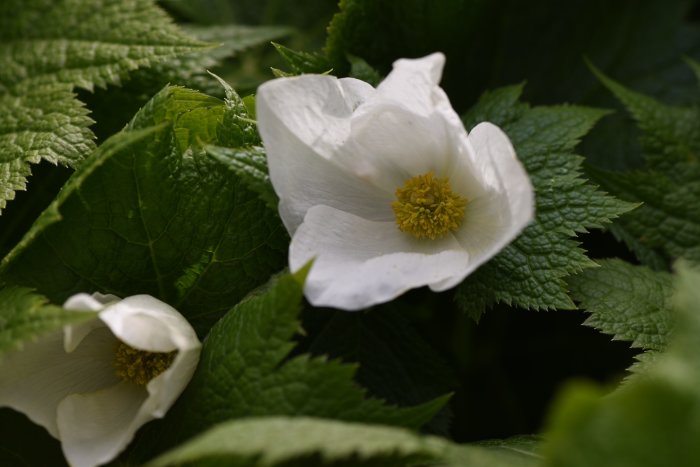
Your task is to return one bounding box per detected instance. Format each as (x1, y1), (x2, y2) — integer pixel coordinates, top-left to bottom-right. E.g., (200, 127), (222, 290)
(0, 85), (287, 335)
(542, 263), (700, 467)
(568, 259), (675, 352)
(84, 24), (292, 142)
(0, 0), (208, 212)
(147, 416), (439, 467)
(455, 85), (635, 320)
(206, 145), (277, 212)
(147, 416), (541, 467)
(589, 68), (700, 268)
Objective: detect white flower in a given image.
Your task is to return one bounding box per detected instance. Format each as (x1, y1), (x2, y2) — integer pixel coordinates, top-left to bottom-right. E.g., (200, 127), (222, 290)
(257, 52), (535, 310)
(0, 293), (201, 467)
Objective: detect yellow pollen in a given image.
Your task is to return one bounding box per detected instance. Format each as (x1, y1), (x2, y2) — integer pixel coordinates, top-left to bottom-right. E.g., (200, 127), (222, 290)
(392, 172), (467, 240)
(114, 341), (177, 386)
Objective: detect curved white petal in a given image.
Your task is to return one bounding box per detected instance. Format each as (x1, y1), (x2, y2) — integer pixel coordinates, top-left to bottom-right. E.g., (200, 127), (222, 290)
(257, 75), (393, 232)
(375, 53), (446, 117)
(450, 122), (535, 278)
(290, 205), (469, 310)
(256, 74), (366, 160)
(98, 295), (200, 353)
(63, 293), (110, 311)
(143, 341), (200, 418)
(57, 382), (146, 467)
(377, 53), (468, 160)
(63, 293), (116, 353)
(340, 101), (457, 192)
(0, 326), (118, 438)
(469, 122), (535, 228)
(339, 77), (375, 110)
(56, 344), (200, 467)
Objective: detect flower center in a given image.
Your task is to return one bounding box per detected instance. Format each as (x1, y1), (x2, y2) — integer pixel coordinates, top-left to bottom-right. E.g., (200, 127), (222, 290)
(114, 342), (177, 386)
(392, 171), (467, 240)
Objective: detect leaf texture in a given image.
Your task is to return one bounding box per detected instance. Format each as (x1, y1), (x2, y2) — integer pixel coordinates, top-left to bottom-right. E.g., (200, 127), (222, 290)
(456, 85), (635, 319)
(0, 0), (208, 211)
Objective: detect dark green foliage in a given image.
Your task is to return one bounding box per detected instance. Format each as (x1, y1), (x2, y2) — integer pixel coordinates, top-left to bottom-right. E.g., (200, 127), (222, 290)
(0, 0), (208, 211)
(456, 85), (635, 320)
(589, 68), (700, 269)
(0, 86), (288, 336)
(128, 270), (448, 461)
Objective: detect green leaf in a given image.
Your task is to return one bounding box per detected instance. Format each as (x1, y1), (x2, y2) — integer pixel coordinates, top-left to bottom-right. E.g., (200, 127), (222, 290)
(590, 63), (700, 173)
(0, 286), (96, 355)
(148, 416), (541, 467)
(567, 259), (675, 351)
(0, 86), (287, 336)
(0, 86), (93, 211)
(0, 0), (209, 212)
(542, 263), (700, 467)
(146, 416), (439, 467)
(596, 168), (700, 266)
(212, 73), (261, 147)
(84, 24), (292, 141)
(185, 25), (293, 62)
(272, 42), (332, 75)
(444, 437), (542, 467)
(207, 145), (277, 212)
(589, 68), (700, 267)
(326, 0), (700, 111)
(130, 269), (448, 459)
(305, 303), (456, 435)
(201, 78), (273, 210)
(455, 85), (635, 320)
(347, 55), (382, 86)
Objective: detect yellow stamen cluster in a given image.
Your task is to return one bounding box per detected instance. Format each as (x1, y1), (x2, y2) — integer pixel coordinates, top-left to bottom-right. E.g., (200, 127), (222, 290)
(114, 342), (177, 386)
(392, 172), (467, 240)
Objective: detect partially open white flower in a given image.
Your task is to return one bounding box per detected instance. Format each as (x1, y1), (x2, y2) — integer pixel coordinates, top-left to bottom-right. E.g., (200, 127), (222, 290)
(0, 293), (201, 467)
(257, 52), (534, 310)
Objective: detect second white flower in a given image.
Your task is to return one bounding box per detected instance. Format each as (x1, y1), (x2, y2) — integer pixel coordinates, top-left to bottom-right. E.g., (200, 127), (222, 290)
(257, 52), (535, 310)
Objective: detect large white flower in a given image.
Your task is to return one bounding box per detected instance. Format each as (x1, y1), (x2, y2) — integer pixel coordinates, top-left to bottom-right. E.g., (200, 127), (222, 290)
(257, 52), (535, 310)
(0, 293), (201, 467)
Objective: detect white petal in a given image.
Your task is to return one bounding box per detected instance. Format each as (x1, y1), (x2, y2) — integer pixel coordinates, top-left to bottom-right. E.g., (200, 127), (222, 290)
(63, 293), (111, 352)
(450, 122), (535, 278)
(290, 205), (470, 310)
(375, 53), (467, 158)
(257, 75), (392, 232)
(375, 53), (446, 117)
(98, 295), (200, 353)
(339, 77), (374, 110)
(63, 293), (109, 311)
(143, 342), (200, 418)
(340, 101), (457, 191)
(0, 326), (119, 438)
(256, 74), (367, 160)
(57, 345), (200, 467)
(57, 382), (146, 467)
(469, 122), (534, 227)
